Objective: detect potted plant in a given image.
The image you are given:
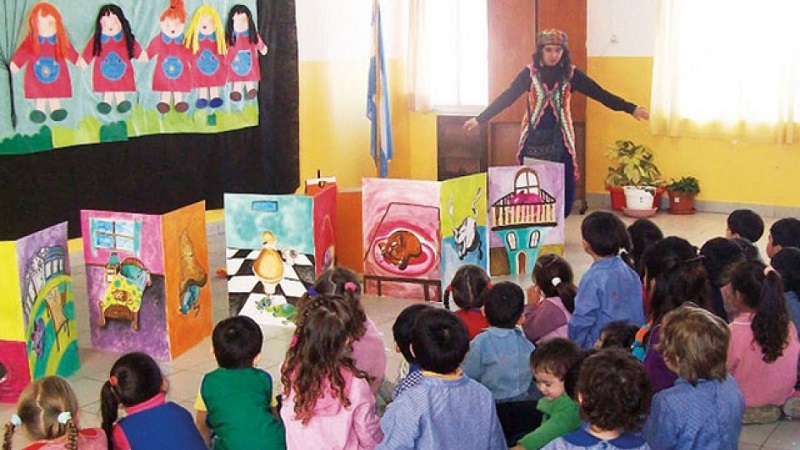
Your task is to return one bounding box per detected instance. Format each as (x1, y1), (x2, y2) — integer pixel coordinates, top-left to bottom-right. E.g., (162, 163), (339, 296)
(604, 140), (665, 211)
(666, 176), (700, 215)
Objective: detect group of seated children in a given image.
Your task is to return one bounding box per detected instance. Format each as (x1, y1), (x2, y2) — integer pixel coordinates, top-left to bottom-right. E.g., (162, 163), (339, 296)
(4, 210), (800, 450)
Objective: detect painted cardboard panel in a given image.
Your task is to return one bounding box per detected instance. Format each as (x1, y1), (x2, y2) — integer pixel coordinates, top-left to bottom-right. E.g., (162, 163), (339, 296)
(0, 242), (23, 341)
(162, 202), (212, 359)
(440, 173), (489, 292)
(488, 162), (565, 276)
(225, 193), (318, 327)
(0, 341), (30, 403)
(362, 178), (442, 300)
(81, 210), (169, 360)
(312, 185), (337, 276)
(335, 189), (363, 273)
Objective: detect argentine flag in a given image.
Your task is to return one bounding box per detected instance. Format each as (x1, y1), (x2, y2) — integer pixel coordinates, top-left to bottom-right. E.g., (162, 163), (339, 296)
(366, 0), (393, 178)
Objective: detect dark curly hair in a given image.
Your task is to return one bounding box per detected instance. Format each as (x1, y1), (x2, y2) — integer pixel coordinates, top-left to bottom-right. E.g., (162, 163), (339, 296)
(577, 349), (652, 432)
(530, 338), (582, 380)
(531, 45), (573, 85)
(731, 260), (790, 363)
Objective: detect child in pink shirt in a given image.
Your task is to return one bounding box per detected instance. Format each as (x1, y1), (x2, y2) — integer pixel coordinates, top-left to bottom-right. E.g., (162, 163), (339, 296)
(445, 264), (491, 340)
(523, 254), (575, 344)
(281, 295), (383, 449)
(727, 260), (800, 423)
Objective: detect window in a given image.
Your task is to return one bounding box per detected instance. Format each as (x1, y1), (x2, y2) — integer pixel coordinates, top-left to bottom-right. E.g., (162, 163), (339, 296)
(513, 168), (541, 195)
(506, 232), (517, 251)
(408, 0), (487, 112)
(91, 218), (139, 253)
(651, 0), (800, 143)
(528, 230), (540, 248)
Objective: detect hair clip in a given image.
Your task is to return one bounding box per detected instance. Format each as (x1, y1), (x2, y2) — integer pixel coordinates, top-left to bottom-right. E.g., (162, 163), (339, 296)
(109, 375), (118, 387)
(343, 281), (357, 292)
(57, 412), (72, 424)
(289, 334), (298, 348)
(551, 277), (562, 287)
(10, 414), (21, 427)
(485, 282), (493, 290)
(764, 265), (777, 276)
(307, 286), (318, 297)
(446, 285), (453, 292)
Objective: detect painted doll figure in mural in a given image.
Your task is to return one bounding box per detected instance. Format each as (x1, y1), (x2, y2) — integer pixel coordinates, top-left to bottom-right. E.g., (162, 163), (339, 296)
(82, 4), (145, 115)
(10, 2), (87, 124)
(146, 0), (193, 114)
(185, 5), (227, 110)
(463, 29), (649, 217)
(225, 4), (268, 102)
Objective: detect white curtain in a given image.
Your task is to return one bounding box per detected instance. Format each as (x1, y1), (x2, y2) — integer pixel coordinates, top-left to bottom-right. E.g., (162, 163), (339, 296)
(651, 0), (800, 143)
(407, 0), (432, 112)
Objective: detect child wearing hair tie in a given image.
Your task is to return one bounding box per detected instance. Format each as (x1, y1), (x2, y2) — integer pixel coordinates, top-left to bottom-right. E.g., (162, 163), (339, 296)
(444, 264), (492, 340)
(3, 376), (106, 450)
(523, 254), (576, 344)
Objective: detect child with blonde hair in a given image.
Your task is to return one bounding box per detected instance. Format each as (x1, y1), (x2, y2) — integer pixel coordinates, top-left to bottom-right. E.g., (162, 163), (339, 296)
(281, 295), (383, 449)
(3, 376), (105, 450)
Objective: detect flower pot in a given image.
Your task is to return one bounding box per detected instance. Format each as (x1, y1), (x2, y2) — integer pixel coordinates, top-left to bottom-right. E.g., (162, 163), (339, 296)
(608, 186), (664, 211)
(667, 191), (696, 215)
(624, 186), (657, 210)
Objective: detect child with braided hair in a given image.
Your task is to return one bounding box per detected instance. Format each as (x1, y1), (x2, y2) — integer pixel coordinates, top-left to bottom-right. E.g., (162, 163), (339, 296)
(280, 294), (383, 449)
(3, 376), (105, 450)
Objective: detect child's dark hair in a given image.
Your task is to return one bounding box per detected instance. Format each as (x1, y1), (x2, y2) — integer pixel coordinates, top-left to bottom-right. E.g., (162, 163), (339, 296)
(581, 211), (632, 263)
(314, 267), (367, 340)
(483, 282), (525, 328)
(212, 315), (263, 369)
(658, 304), (729, 384)
(101, 352), (164, 449)
(642, 236), (713, 325)
(282, 295), (369, 425)
(770, 218), (800, 249)
(530, 338), (582, 380)
(700, 237), (745, 287)
(731, 260), (790, 363)
(532, 254), (576, 313)
(392, 303), (434, 363)
(628, 218), (664, 278)
(411, 308), (469, 374)
(577, 349), (652, 432)
(732, 237), (760, 261)
(4, 376), (79, 450)
(727, 209), (765, 243)
(225, 4), (258, 46)
(772, 247), (800, 294)
(563, 349), (594, 400)
(598, 320), (638, 350)
(444, 264), (491, 311)
(93, 4), (136, 59)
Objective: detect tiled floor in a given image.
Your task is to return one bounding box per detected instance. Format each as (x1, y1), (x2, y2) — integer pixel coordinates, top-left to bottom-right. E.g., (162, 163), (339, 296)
(2, 208), (799, 449)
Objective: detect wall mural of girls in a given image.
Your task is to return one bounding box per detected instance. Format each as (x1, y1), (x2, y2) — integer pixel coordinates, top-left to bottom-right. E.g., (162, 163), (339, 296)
(225, 4), (267, 102)
(82, 4), (144, 115)
(146, 0), (193, 114)
(185, 5), (227, 112)
(9, 2), (86, 124)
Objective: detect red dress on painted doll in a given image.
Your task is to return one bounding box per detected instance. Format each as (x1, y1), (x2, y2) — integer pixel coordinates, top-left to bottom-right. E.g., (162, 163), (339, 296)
(191, 33), (226, 88)
(226, 30), (266, 83)
(146, 33), (192, 92)
(82, 33), (142, 92)
(11, 36), (79, 99)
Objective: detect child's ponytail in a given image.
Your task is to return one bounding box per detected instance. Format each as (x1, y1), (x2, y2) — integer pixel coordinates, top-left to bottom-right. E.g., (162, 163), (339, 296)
(3, 418), (17, 450)
(65, 418), (77, 450)
(533, 254), (576, 313)
(553, 279), (577, 314)
(100, 380), (120, 450)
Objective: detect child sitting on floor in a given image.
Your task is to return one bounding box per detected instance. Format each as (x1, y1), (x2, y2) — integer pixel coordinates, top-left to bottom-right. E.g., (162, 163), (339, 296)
(390, 303), (434, 400)
(595, 320), (638, 350)
(444, 264), (491, 340)
(523, 254), (575, 344)
(766, 217), (800, 258)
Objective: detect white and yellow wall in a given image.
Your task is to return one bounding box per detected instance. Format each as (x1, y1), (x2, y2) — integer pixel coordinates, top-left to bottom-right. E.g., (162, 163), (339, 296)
(296, 0), (799, 209)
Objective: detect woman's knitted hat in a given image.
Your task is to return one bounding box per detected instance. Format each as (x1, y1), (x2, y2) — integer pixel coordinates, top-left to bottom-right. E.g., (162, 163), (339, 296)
(537, 29), (568, 47)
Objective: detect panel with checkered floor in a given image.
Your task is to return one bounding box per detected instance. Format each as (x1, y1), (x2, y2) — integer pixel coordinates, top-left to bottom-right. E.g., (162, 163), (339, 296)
(226, 249), (316, 326)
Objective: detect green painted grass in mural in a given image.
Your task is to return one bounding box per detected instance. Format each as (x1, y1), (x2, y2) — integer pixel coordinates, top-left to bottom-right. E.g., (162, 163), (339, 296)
(0, 125), (54, 155)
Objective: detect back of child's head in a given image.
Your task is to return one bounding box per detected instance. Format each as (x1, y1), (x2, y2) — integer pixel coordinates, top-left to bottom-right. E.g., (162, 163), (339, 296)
(483, 281), (525, 328)
(577, 349), (651, 433)
(627, 218), (664, 278)
(732, 237), (760, 261)
(770, 218), (800, 250)
(727, 209), (765, 243)
(700, 237), (745, 287)
(581, 211), (632, 258)
(411, 308), (469, 374)
(772, 247), (800, 294)
(597, 320), (638, 350)
(101, 352), (164, 448)
(730, 259), (789, 363)
(642, 236), (712, 324)
(313, 266), (367, 340)
(212, 315), (263, 369)
(530, 338), (582, 380)
(533, 253), (577, 313)
(658, 304), (729, 384)
(444, 264), (491, 311)
(4, 376), (79, 450)
(282, 294), (365, 425)
(392, 303), (434, 364)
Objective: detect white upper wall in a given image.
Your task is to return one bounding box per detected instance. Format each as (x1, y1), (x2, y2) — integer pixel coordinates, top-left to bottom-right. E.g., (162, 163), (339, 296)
(296, 0), (406, 61)
(587, 0), (657, 57)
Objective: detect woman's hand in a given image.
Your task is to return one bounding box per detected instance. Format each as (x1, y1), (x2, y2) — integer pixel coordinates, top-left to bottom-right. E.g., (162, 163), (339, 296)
(463, 117), (479, 133)
(633, 105), (650, 121)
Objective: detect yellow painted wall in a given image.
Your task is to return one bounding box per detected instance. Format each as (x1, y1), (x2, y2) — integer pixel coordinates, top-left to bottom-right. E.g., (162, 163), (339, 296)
(0, 241), (24, 340)
(586, 56), (800, 207)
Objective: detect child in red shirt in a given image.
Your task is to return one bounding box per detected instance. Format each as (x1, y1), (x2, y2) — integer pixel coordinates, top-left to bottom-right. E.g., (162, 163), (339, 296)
(445, 264), (491, 340)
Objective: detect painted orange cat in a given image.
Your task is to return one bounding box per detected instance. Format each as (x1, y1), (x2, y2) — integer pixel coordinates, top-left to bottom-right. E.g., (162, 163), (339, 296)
(378, 230), (422, 270)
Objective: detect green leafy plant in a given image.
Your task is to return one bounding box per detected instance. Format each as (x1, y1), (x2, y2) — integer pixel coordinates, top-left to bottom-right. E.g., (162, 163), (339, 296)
(666, 176), (700, 195)
(604, 140), (664, 187)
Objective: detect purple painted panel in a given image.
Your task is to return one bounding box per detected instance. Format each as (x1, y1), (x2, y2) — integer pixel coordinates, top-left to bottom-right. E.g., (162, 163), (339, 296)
(80, 210), (165, 274)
